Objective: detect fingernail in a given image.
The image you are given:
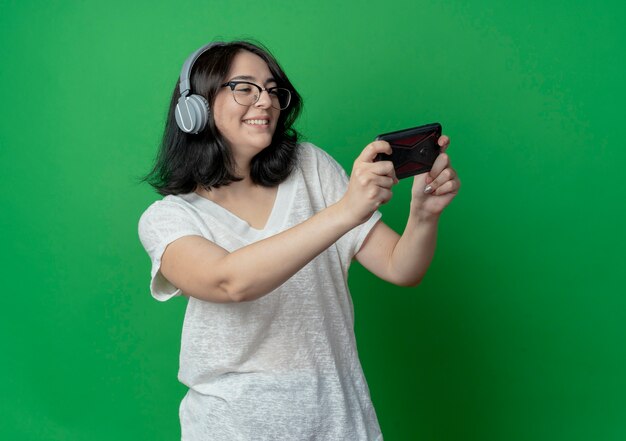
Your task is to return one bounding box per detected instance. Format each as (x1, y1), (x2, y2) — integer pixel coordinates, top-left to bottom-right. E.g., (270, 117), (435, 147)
(424, 185), (433, 194)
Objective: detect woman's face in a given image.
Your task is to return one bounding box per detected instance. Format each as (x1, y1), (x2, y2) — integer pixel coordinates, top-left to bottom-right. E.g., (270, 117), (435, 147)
(212, 50), (281, 163)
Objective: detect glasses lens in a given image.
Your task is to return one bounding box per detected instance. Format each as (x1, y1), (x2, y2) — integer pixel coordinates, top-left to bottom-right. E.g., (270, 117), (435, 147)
(230, 83), (291, 110)
(232, 83), (258, 106)
(269, 88), (291, 110)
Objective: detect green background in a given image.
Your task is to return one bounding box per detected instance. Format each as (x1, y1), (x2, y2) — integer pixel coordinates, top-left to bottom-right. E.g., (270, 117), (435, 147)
(1, 0), (625, 440)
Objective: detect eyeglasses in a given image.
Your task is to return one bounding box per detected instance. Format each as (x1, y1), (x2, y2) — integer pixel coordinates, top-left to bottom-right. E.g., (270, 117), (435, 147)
(221, 81), (291, 110)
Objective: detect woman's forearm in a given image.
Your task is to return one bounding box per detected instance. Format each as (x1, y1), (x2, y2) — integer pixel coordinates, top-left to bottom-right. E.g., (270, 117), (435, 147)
(217, 201), (357, 302)
(387, 209), (440, 287)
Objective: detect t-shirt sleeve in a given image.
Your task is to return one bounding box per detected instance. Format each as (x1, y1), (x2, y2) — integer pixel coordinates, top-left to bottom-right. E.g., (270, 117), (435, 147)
(308, 144), (382, 261)
(138, 200), (204, 301)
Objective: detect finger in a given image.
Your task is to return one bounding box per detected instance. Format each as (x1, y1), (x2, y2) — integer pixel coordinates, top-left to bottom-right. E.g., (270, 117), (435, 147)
(429, 152), (451, 178)
(432, 178), (461, 196)
(372, 175), (396, 189)
(353, 163), (396, 188)
(438, 135), (450, 152)
(375, 188), (393, 207)
(356, 141), (392, 163)
(367, 160), (396, 178)
(424, 166), (458, 194)
(355, 167), (397, 187)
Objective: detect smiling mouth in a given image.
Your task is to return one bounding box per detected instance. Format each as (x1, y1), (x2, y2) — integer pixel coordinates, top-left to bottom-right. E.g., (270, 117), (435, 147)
(242, 119), (269, 126)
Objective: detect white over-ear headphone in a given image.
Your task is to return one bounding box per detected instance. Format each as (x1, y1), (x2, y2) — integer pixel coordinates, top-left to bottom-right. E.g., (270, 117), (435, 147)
(174, 42), (224, 134)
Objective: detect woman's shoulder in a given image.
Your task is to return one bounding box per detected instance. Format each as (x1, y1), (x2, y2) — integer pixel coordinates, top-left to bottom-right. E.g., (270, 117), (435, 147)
(296, 142), (341, 170)
(298, 141), (330, 158)
(141, 194), (191, 213)
(138, 194), (198, 227)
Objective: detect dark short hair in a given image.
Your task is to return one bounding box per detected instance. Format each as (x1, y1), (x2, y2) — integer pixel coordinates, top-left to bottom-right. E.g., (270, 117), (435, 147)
(144, 40), (303, 195)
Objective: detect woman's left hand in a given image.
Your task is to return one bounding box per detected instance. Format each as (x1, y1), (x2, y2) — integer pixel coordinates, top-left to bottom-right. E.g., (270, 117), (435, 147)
(410, 135), (460, 217)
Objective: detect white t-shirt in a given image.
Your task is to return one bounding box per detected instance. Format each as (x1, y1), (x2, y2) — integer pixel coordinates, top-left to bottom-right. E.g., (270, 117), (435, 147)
(138, 142), (383, 441)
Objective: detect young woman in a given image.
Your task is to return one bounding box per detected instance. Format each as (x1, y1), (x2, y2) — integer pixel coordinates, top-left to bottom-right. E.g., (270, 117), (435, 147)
(139, 40), (460, 441)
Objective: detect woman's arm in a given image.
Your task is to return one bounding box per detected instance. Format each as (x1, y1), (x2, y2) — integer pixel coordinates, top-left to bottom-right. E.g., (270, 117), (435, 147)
(354, 136), (460, 286)
(160, 141), (397, 303)
(353, 215), (438, 287)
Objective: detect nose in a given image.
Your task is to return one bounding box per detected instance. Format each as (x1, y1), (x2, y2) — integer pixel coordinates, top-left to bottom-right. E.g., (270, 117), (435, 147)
(254, 89), (272, 108)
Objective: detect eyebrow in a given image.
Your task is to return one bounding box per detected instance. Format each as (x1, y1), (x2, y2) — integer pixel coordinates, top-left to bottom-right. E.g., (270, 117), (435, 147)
(229, 75), (277, 85)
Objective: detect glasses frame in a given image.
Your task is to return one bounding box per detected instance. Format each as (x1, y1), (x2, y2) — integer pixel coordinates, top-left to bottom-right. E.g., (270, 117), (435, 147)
(221, 81), (291, 110)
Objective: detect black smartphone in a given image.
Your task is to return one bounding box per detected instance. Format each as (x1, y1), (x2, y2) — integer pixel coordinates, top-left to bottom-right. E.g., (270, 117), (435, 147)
(375, 122), (442, 179)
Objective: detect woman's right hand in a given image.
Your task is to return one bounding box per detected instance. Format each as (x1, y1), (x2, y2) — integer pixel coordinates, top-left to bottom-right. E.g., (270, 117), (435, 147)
(339, 141), (398, 226)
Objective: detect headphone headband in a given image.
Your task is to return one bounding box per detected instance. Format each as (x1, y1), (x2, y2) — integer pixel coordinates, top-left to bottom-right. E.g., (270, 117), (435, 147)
(178, 42), (225, 96)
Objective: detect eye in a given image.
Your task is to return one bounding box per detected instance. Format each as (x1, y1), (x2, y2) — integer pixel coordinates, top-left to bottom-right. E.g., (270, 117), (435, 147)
(233, 83), (254, 94)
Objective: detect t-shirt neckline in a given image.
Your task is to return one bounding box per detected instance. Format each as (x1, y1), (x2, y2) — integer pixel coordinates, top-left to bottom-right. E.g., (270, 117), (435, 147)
(181, 173), (297, 241)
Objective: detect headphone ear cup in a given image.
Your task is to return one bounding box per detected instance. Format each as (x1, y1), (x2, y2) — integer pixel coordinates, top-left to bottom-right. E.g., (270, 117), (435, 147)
(175, 94), (210, 134)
